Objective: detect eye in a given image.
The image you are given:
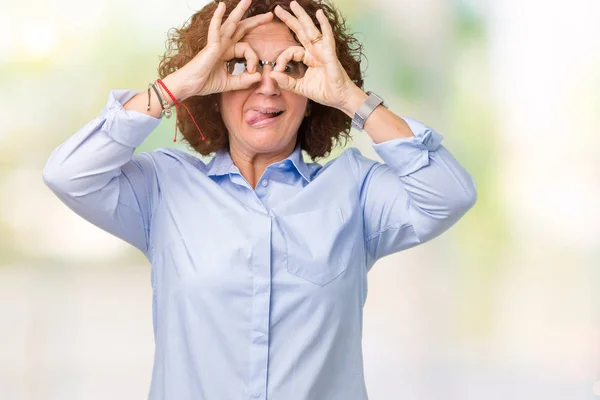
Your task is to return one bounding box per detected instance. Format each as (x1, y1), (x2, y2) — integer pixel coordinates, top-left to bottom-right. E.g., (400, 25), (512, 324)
(283, 61), (308, 78)
(283, 62), (298, 74)
(226, 58), (248, 75)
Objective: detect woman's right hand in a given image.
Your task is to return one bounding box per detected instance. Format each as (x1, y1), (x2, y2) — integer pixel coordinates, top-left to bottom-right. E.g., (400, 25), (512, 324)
(168, 0), (272, 100)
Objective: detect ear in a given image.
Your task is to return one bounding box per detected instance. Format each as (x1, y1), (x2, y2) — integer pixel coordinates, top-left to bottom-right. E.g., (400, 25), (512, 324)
(304, 101), (312, 117)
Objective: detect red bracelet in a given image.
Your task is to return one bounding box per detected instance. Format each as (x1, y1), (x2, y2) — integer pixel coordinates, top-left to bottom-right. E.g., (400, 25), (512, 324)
(156, 79), (205, 143)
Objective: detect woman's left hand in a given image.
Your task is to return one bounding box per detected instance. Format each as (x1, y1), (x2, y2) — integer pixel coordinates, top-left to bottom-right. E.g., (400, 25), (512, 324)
(272, 1), (360, 112)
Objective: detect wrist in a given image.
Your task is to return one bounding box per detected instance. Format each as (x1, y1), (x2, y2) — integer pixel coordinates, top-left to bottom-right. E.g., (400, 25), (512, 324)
(339, 85), (368, 118)
(161, 71), (193, 104)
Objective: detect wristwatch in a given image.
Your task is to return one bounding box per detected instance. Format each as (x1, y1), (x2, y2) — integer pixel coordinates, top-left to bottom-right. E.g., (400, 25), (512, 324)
(351, 91), (387, 131)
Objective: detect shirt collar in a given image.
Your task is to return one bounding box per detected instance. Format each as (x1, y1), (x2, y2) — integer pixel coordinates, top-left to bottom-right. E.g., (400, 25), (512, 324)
(206, 145), (312, 183)
(206, 149), (235, 177)
(286, 144), (312, 183)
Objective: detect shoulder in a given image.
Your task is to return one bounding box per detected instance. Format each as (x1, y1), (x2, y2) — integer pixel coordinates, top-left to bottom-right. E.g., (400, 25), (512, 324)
(340, 147), (378, 166)
(314, 147), (380, 183)
(133, 148), (213, 177)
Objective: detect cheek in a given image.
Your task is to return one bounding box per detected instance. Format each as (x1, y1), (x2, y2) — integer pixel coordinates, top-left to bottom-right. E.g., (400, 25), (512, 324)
(286, 95), (309, 121)
(219, 92), (245, 126)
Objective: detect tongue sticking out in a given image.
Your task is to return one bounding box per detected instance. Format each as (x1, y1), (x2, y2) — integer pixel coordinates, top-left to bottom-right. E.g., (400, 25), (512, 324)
(245, 110), (281, 126)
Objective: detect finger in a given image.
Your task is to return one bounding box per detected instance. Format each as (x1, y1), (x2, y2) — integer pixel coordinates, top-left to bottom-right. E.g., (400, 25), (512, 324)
(220, 0), (252, 39)
(315, 9), (336, 58)
(207, 2), (226, 45)
(225, 71), (262, 92)
(274, 5), (309, 45)
(290, 1), (322, 42)
(231, 12), (274, 43)
(274, 46), (306, 72)
(269, 71), (298, 93)
(223, 42), (259, 73)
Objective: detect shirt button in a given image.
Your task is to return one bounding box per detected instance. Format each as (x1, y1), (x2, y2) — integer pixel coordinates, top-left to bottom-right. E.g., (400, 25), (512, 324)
(278, 163), (286, 168)
(261, 179), (268, 187)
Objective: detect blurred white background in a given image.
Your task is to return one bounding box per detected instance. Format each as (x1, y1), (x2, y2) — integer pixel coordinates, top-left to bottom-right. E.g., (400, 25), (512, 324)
(0, 0), (598, 399)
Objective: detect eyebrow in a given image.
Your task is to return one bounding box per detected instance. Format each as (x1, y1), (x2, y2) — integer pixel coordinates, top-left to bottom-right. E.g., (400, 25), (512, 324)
(239, 39), (301, 60)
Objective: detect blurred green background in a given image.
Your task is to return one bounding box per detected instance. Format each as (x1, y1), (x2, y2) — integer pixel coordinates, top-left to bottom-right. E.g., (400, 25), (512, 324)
(1, 0), (599, 399)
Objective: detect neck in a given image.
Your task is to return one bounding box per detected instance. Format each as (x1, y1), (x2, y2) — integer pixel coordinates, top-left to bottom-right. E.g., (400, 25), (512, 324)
(229, 142), (296, 189)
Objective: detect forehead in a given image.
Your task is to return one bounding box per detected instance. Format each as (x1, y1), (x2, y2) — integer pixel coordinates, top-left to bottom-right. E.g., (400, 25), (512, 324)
(241, 21), (299, 57)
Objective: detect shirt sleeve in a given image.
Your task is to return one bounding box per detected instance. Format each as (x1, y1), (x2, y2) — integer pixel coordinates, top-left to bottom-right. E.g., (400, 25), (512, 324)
(42, 89), (170, 255)
(353, 117), (477, 271)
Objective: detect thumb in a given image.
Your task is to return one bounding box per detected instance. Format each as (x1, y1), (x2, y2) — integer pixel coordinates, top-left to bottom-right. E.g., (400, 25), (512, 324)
(270, 71), (298, 93)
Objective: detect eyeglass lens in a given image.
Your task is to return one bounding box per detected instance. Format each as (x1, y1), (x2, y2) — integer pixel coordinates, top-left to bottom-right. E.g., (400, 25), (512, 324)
(226, 58), (307, 79)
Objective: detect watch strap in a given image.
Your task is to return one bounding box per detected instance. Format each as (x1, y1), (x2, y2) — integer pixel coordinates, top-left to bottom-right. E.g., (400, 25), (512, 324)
(351, 91), (385, 131)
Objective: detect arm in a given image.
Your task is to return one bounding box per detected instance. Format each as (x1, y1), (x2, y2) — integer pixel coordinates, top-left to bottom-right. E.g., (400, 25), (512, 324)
(223, 2), (476, 267)
(42, 3), (276, 254)
(348, 111), (477, 270)
(42, 88), (168, 253)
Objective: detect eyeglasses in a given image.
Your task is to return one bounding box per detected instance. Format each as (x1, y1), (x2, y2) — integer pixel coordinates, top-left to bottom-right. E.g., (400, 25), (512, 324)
(226, 58), (308, 79)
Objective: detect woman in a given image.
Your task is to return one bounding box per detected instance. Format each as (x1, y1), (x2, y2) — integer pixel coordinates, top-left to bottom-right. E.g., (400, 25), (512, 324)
(43, 0), (476, 398)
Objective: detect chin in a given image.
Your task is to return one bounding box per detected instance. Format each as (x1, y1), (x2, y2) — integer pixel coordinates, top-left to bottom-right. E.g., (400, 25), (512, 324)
(241, 127), (296, 152)
(247, 137), (290, 154)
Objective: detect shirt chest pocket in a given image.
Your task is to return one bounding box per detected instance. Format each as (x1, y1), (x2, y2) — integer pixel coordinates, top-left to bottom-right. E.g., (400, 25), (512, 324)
(278, 207), (352, 286)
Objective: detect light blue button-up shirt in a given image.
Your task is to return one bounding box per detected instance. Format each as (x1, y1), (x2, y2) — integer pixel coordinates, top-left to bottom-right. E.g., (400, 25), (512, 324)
(43, 90), (476, 400)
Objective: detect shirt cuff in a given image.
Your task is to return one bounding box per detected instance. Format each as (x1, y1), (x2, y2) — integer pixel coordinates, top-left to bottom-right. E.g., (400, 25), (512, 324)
(99, 89), (162, 148)
(372, 116), (444, 176)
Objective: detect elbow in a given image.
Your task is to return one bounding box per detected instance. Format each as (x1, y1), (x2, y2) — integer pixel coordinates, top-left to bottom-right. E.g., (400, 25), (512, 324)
(43, 159), (117, 199)
(461, 189), (477, 214)
(42, 161), (61, 192)
(452, 179), (477, 217)
(411, 179), (477, 243)
(42, 160), (74, 195)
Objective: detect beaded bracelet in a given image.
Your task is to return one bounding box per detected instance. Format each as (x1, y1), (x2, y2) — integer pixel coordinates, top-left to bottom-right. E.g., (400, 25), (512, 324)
(146, 85), (151, 112)
(151, 82), (172, 119)
(156, 78), (205, 143)
(149, 82), (166, 116)
(146, 79), (206, 142)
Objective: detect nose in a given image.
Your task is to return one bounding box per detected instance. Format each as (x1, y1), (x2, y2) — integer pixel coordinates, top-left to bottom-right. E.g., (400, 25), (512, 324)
(255, 64), (281, 97)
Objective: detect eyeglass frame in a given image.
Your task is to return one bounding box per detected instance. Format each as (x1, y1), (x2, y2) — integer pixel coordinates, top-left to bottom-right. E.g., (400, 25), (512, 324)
(225, 58), (308, 78)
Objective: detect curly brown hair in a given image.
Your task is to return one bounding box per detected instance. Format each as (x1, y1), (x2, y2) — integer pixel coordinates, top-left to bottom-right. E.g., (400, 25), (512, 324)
(158, 0), (364, 160)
